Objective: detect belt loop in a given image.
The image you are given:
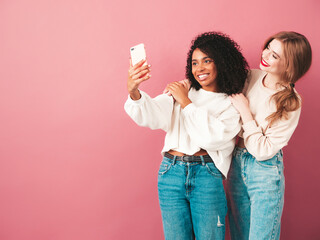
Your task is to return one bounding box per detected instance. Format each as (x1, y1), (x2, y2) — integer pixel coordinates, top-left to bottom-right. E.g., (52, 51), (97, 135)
(200, 155), (205, 166)
(172, 155), (176, 165)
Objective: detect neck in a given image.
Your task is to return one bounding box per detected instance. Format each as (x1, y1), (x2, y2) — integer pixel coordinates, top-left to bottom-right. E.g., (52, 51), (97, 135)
(263, 73), (283, 90)
(201, 85), (218, 92)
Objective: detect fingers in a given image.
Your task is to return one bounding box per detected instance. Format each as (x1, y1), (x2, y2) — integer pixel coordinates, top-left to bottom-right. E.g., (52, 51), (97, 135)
(163, 87), (169, 94)
(129, 63), (150, 76)
(129, 59), (147, 71)
(167, 82), (184, 93)
(165, 81), (183, 90)
(131, 68), (150, 80)
(229, 93), (248, 106)
(229, 93), (243, 98)
(167, 82), (183, 88)
(135, 73), (151, 84)
(180, 80), (190, 89)
(164, 80), (189, 96)
(229, 94), (239, 102)
(179, 80), (187, 89)
(127, 60), (151, 93)
(166, 85), (176, 93)
(164, 83), (176, 96)
(128, 60), (144, 77)
(129, 64), (151, 81)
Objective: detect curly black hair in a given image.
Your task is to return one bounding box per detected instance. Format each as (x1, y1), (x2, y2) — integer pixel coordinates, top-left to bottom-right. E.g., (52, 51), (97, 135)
(186, 32), (249, 95)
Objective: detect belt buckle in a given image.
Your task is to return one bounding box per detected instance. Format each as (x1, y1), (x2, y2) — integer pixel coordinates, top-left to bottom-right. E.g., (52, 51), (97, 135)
(181, 155), (188, 162)
(182, 155), (192, 162)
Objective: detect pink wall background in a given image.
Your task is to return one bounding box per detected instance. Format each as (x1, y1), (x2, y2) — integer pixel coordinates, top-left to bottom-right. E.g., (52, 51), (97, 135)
(0, 0), (319, 239)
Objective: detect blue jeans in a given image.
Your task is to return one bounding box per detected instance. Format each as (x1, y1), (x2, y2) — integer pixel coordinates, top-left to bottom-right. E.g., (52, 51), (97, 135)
(157, 155), (227, 240)
(226, 147), (285, 240)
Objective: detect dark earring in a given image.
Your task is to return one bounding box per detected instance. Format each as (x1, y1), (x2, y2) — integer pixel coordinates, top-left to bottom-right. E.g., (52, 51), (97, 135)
(290, 83), (295, 88)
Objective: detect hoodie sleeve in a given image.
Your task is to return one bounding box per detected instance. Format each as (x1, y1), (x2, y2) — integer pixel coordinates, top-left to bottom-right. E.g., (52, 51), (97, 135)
(124, 90), (174, 132)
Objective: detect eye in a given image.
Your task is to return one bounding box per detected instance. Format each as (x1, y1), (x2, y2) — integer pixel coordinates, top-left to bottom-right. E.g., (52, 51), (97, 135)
(272, 54), (278, 59)
(192, 62), (198, 66)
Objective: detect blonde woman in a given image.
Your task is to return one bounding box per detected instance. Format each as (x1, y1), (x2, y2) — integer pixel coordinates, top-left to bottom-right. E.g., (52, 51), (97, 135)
(226, 31), (312, 240)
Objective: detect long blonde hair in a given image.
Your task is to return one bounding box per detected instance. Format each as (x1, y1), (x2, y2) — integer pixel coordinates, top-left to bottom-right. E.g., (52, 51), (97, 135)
(263, 31), (312, 126)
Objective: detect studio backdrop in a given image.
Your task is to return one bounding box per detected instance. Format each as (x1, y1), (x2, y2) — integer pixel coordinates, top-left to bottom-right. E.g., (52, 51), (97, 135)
(0, 0), (319, 239)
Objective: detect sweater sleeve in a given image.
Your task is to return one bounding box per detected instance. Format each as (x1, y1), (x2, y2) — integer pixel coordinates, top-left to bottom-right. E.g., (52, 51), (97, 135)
(242, 107), (301, 160)
(124, 90), (174, 132)
(182, 103), (241, 151)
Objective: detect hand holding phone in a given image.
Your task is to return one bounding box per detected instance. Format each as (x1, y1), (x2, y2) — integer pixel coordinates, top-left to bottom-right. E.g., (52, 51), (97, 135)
(128, 43), (151, 100)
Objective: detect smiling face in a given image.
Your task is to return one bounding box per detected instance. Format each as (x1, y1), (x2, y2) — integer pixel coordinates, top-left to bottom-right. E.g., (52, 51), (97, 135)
(260, 39), (286, 76)
(191, 48), (217, 92)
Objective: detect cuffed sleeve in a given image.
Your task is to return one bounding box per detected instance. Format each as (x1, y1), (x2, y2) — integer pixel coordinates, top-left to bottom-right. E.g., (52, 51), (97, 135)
(243, 108), (301, 160)
(124, 90), (174, 131)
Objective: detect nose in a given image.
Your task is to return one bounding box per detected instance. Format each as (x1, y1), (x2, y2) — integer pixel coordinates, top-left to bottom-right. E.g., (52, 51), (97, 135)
(197, 62), (205, 71)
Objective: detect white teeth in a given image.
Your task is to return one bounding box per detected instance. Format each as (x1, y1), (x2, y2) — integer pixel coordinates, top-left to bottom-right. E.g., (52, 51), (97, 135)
(262, 59), (269, 66)
(198, 74), (209, 80)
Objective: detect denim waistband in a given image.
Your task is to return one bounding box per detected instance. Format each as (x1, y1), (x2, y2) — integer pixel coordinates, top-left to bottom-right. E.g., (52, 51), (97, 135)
(233, 147), (283, 159)
(164, 152), (212, 163)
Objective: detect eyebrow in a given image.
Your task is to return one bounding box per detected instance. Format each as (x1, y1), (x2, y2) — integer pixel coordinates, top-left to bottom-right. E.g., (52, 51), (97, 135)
(192, 57), (212, 61)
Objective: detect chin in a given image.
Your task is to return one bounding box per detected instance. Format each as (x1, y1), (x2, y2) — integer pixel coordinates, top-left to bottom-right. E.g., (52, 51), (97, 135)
(259, 64), (267, 71)
(259, 63), (263, 69)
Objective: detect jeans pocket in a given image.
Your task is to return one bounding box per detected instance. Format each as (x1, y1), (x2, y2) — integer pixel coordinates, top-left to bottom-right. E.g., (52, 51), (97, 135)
(253, 154), (283, 179)
(255, 154), (279, 169)
(205, 162), (223, 179)
(158, 158), (173, 175)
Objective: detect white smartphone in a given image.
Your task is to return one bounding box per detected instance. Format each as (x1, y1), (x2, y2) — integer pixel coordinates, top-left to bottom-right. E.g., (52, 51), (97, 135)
(130, 43), (147, 66)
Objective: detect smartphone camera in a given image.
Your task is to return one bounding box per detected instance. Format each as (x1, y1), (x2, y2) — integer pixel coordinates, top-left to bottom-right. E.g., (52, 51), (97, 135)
(130, 48), (135, 51)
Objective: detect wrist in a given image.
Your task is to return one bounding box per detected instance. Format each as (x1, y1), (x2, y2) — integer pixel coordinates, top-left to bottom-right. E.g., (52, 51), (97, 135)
(240, 109), (253, 123)
(180, 99), (192, 109)
(129, 89), (141, 100)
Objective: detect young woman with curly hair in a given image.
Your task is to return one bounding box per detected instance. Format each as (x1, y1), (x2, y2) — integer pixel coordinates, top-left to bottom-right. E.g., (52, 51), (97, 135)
(226, 31), (312, 240)
(124, 32), (249, 239)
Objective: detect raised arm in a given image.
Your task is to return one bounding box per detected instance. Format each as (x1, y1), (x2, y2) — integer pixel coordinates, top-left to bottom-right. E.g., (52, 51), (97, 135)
(124, 59), (174, 131)
(127, 59), (151, 100)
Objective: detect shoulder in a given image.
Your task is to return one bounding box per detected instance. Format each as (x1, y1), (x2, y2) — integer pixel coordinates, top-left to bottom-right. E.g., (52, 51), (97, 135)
(244, 69), (267, 94)
(248, 69), (266, 83)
